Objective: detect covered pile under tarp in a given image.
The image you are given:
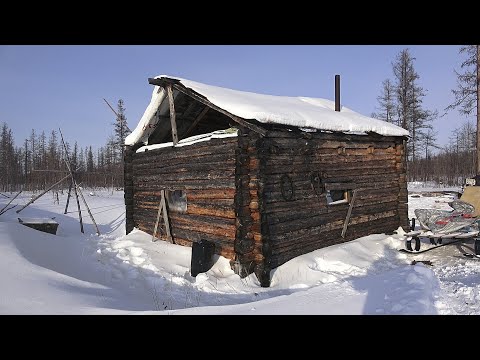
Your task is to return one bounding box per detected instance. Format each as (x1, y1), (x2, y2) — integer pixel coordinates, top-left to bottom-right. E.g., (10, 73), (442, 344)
(414, 200), (478, 234)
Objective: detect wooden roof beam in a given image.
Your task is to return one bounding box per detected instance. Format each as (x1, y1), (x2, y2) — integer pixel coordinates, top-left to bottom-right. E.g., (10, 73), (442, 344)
(183, 106), (210, 139)
(166, 84), (178, 145)
(148, 77), (267, 137)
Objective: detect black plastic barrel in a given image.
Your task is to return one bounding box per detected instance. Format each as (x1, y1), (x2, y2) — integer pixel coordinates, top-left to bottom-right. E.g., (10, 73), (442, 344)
(191, 239), (215, 277)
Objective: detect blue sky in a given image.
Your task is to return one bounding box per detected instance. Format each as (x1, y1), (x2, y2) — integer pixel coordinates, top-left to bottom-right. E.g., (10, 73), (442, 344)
(0, 45), (470, 149)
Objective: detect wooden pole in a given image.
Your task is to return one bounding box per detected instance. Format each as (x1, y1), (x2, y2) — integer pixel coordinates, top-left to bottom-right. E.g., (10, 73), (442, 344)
(72, 177), (84, 233)
(103, 98), (119, 118)
(152, 190), (164, 242)
(64, 180), (73, 214)
(161, 191), (173, 243)
(75, 185), (100, 235)
(341, 189), (358, 238)
(166, 84), (178, 145)
(0, 204), (16, 216)
(0, 190), (22, 214)
(151, 190), (173, 243)
(16, 176), (69, 213)
(59, 129), (99, 235)
(184, 106), (209, 138)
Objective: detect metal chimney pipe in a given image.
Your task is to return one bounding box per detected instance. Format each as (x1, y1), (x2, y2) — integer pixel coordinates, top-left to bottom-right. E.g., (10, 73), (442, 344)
(335, 74), (340, 112)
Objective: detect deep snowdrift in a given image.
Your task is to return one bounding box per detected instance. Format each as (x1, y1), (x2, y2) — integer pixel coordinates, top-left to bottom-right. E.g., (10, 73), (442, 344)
(1, 188), (479, 314)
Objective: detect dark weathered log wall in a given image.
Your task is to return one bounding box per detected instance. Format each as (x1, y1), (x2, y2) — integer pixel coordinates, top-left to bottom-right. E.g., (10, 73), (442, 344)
(124, 145), (135, 234)
(130, 137), (238, 258)
(125, 124), (408, 286)
(233, 129), (265, 283)
(260, 131), (408, 269)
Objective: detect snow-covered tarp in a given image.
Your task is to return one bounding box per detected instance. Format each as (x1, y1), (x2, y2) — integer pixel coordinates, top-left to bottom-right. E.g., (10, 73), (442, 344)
(414, 200), (478, 234)
(125, 75), (409, 146)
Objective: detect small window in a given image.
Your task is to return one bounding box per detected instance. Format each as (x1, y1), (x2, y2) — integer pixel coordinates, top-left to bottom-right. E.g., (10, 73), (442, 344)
(326, 189), (352, 205)
(166, 190), (187, 213)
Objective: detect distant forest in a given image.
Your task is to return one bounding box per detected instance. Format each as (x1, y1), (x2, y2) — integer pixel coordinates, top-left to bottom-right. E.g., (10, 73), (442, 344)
(371, 46), (479, 187)
(0, 99), (130, 192)
(0, 101), (475, 193)
(1, 45), (479, 192)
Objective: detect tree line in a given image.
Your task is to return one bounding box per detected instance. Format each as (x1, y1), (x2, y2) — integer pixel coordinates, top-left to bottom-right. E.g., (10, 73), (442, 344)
(372, 46), (479, 186)
(2, 47), (479, 192)
(0, 99), (130, 192)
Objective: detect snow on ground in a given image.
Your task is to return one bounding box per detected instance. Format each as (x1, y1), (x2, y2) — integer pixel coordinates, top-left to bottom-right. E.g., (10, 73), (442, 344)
(0, 185), (479, 314)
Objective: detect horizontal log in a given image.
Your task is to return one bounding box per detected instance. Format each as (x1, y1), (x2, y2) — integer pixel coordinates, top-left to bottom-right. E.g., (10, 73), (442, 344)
(265, 145), (399, 158)
(264, 178), (397, 196)
(140, 210), (235, 228)
(265, 134), (398, 145)
(133, 161), (236, 177)
(268, 208), (398, 246)
(264, 140), (397, 153)
(133, 178), (236, 190)
(264, 197), (326, 213)
(133, 154), (236, 172)
(320, 173), (399, 185)
(263, 194), (399, 218)
(264, 130), (405, 143)
(264, 188), (398, 207)
(133, 200), (235, 219)
(269, 216), (400, 255)
(263, 182), (398, 202)
(136, 216), (236, 239)
(263, 188), (322, 203)
(133, 170), (235, 183)
(170, 213), (234, 229)
(134, 188), (236, 200)
(268, 204), (397, 236)
(187, 203), (235, 219)
(265, 155), (396, 166)
(134, 196), (234, 207)
(170, 227), (234, 246)
(135, 222), (234, 246)
(264, 162), (397, 176)
(265, 169), (398, 185)
(264, 193), (398, 226)
(278, 216), (398, 250)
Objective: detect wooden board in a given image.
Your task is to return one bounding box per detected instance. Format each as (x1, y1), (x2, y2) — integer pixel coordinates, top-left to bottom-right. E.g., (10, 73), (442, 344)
(460, 186), (480, 216)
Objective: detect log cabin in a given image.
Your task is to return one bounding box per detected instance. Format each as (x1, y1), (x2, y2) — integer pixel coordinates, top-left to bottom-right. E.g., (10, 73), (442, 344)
(124, 75), (409, 287)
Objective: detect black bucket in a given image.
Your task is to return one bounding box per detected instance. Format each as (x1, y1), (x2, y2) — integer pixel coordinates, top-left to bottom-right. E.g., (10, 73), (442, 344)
(191, 239), (215, 277)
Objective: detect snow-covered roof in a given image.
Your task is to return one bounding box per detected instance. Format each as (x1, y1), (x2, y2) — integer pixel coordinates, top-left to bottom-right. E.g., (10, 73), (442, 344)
(125, 75), (409, 146)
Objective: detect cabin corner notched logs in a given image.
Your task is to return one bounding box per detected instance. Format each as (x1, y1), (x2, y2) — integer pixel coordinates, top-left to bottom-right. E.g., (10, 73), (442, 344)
(125, 128), (408, 287)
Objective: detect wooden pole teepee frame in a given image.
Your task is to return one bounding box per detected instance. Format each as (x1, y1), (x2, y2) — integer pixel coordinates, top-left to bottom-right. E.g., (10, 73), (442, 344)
(13, 129), (100, 235)
(59, 129), (100, 235)
(151, 189), (172, 243)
